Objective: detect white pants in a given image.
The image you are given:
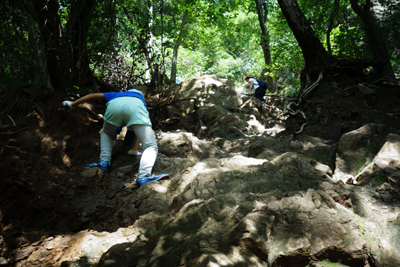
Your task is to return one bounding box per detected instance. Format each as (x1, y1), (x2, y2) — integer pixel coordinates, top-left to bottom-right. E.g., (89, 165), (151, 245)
(100, 122), (158, 178)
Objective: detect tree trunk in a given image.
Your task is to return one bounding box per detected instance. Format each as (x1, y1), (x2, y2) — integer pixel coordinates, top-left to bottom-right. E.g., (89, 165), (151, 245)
(170, 12), (188, 83)
(277, 0), (331, 89)
(30, 0), (64, 89)
(326, 0), (339, 55)
(349, 0), (395, 80)
(255, 0), (273, 91)
(125, 4), (154, 84)
(26, 8), (51, 88)
(146, 5), (154, 83)
(65, 0), (97, 87)
(29, 0), (97, 91)
(255, 0), (270, 66)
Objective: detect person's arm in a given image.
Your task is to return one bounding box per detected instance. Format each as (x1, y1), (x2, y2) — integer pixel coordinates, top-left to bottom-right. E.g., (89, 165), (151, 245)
(70, 93), (105, 108)
(247, 81), (253, 95)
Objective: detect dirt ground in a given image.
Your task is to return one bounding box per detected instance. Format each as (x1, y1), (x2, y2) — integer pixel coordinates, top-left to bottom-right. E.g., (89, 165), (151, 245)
(0, 87), (197, 262)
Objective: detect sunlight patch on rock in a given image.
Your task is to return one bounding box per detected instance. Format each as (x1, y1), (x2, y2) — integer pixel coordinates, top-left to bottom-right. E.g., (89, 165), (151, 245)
(152, 184), (168, 193)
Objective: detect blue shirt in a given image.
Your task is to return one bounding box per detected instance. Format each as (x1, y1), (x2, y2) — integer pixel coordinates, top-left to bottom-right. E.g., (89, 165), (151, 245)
(103, 91), (147, 109)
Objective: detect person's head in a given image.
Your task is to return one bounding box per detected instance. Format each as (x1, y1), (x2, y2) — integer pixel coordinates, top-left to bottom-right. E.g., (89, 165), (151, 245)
(245, 74), (254, 82)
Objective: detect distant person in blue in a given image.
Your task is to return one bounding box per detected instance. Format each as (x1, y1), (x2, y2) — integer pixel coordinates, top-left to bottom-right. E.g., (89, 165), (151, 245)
(176, 78), (180, 83)
(245, 74), (269, 104)
(62, 89), (168, 187)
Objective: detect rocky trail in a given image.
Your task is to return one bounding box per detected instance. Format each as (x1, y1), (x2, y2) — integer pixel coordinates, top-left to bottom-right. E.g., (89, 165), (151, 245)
(1, 75), (400, 267)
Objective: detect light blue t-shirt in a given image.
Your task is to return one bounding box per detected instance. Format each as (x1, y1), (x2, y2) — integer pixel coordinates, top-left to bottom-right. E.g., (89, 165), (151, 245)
(249, 78), (259, 89)
(103, 89), (151, 127)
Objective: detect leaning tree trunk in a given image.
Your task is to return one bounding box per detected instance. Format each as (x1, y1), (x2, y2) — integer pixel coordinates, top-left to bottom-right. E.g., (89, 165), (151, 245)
(255, 0), (273, 91)
(326, 0), (340, 55)
(125, 4), (154, 84)
(30, 0), (64, 90)
(277, 0), (331, 91)
(65, 0), (97, 88)
(170, 12), (188, 83)
(349, 0), (395, 80)
(26, 9), (51, 88)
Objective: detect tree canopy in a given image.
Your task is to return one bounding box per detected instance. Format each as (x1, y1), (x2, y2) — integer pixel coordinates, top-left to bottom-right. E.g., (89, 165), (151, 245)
(0, 0), (399, 96)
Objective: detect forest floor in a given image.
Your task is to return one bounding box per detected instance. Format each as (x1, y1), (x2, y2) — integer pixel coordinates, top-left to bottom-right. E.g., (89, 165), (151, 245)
(1, 74), (400, 266)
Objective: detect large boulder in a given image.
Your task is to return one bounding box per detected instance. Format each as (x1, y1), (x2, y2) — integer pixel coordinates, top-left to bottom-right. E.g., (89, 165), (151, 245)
(333, 123), (386, 184)
(175, 75), (243, 111)
(11, 129), (400, 267)
(92, 152), (400, 267)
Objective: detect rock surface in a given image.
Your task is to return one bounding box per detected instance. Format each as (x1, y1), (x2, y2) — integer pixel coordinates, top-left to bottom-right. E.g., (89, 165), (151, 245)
(1, 75), (400, 267)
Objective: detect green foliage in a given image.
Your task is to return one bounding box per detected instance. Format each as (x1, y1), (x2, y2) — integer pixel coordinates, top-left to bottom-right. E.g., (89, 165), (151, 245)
(176, 48), (206, 81)
(375, 176), (386, 186)
(356, 155), (367, 171)
(2, 0), (399, 95)
(379, 0), (400, 75)
(268, 2), (304, 77)
(329, 22), (371, 59)
(0, 1), (35, 85)
(317, 259), (349, 266)
(167, 6), (266, 85)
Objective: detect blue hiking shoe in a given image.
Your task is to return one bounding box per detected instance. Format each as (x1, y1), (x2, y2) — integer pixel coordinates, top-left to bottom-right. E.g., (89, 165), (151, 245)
(84, 160), (110, 171)
(136, 173), (170, 187)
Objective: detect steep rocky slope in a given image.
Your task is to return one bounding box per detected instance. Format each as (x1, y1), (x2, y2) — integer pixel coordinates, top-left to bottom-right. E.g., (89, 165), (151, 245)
(1, 75), (400, 267)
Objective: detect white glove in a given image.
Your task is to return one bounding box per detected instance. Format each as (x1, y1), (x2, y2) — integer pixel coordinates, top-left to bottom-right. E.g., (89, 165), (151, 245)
(62, 100), (74, 108)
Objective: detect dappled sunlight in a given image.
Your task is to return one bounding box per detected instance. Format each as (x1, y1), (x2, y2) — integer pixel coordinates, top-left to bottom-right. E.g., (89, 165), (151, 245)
(240, 98), (252, 109)
(80, 231), (135, 264)
(287, 236), (310, 252)
(263, 126), (286, 136)
(152, 183), (168, 193)
(228, 246), (247, 263)
(174, 162), (219, 193)
(173, 232), (183, 240)
(236, 86), (247, 94)
(246, 114), (266, 133)
(203, 75), (223, 87)
(152, 235), (168, 257)
(50, 228), (140, 265)
(221, 155), (267, 167)
(2, 75), (400, 267)
(13, 136), (400, 266)
(376, 136), (400, 165)
(197, 252), (233, 266)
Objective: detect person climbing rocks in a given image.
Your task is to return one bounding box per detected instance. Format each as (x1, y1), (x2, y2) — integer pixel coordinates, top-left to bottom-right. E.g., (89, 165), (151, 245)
(62, 89), (169, 187)
(245, 74), (269, 104)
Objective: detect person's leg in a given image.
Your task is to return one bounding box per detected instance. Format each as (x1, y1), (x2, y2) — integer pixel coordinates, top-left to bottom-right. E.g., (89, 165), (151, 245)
(85, 121), (118, 170)
(100, 121), (119, 162)
(254, 87), (265, 102)
(128, 137), (142, 156)
(131, 137), (140, 150)
(123, 129), (136, 147)
(128, 124), (158, 178)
